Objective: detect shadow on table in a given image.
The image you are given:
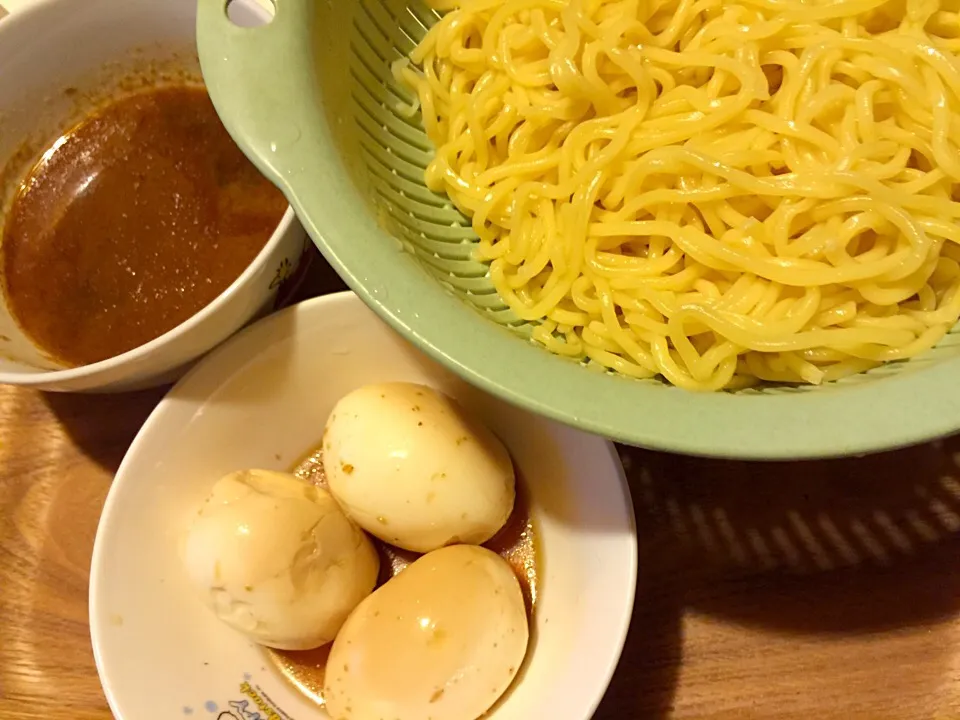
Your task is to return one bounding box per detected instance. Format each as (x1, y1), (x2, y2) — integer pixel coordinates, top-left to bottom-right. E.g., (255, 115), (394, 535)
(593, 453), (696, 720)
(646, 434), (960, 630)
(43, 387), (169, 472)
(627, 438), (960, 578)
(605, 437), (960, 717)
(283, 244), (349, 305)
(593, 531), (685, 720)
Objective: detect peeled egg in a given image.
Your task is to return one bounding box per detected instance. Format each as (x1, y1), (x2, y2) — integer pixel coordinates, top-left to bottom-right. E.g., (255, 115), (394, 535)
(324, 544), (529, 720)
(324, 382), (516, 553)
(183, 469), (379, 650)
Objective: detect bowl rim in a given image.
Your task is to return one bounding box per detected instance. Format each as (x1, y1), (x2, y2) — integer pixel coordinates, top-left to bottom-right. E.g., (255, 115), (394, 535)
(0, 0), (299, 387)
(89, 290), (639, 720)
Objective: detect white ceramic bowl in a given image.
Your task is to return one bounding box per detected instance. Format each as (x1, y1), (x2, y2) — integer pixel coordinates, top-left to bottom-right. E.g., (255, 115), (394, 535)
(89, 291), (637, 720)
(0, 0), (305, 392)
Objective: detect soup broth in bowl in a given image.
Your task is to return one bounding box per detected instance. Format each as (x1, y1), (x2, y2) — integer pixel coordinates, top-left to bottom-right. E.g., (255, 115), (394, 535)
(3, 84), (288, 368)
(0, 0), (305, 392)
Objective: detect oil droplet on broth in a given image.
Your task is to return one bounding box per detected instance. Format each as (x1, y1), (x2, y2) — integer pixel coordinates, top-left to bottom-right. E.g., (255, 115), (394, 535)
(264, 446), (541, 706)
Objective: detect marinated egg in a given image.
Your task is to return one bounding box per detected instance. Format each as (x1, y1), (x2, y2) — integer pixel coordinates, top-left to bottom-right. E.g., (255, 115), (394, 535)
(183, 469), (379, 650)
(324, 382), (516, 553)
(324, 544), (529, 720)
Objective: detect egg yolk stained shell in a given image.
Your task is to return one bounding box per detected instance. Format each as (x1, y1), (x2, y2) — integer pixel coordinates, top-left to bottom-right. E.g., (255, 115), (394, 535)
(324, 544), (529, 720)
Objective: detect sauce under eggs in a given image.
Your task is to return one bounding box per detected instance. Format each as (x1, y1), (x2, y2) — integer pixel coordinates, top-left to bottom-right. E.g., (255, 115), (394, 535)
(265, 447), (540, 707)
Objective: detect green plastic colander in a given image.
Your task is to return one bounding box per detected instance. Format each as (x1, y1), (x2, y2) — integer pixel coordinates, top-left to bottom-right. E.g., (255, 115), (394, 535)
(196, 0), (960, 459)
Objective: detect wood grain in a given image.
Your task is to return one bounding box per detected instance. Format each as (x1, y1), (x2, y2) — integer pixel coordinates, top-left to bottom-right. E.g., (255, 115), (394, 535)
(2, 251), (960, 719)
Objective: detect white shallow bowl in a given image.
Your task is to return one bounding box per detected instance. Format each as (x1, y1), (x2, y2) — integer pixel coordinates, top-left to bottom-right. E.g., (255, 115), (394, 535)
(0, 0), (305, 392)
(90, 291), (637, 720)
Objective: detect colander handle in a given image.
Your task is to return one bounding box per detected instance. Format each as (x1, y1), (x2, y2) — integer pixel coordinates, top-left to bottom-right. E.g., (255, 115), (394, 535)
(196, 0), (314, 192)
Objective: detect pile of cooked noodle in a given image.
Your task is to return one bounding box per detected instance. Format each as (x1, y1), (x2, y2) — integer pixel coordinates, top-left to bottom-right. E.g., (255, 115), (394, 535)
(394, 0), (960, 390)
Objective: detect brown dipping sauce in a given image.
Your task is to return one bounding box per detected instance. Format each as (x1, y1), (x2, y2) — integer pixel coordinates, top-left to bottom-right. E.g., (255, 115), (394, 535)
(266, 448), (541, 707)
(1, 85), (288, 368)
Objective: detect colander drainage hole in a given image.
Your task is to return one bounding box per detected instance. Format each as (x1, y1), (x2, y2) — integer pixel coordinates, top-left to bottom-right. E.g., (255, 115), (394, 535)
(226, 0), (275, 27)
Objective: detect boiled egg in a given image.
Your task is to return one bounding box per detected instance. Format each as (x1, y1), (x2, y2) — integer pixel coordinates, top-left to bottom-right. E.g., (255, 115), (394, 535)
(183, 469), (379, 650)
(324, 382), (515, 553)
(324, 544), (529, 720)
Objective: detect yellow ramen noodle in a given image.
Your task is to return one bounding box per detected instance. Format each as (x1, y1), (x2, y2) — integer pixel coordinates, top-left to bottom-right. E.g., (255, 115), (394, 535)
(395, 0), (960, 391)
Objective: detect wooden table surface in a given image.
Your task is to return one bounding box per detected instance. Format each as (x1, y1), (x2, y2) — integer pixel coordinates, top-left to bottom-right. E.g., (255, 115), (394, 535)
(2, 250), (960, 719)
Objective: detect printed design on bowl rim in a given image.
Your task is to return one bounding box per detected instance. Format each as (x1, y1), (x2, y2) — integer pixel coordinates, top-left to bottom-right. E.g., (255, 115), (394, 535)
(272, 238), (315, 311)
(269, 258), (294, 292)
(182, 675), (291, 720)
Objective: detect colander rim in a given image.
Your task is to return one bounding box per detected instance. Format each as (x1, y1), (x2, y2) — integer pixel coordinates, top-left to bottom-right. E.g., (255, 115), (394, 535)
(196, 0), (960, 460)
